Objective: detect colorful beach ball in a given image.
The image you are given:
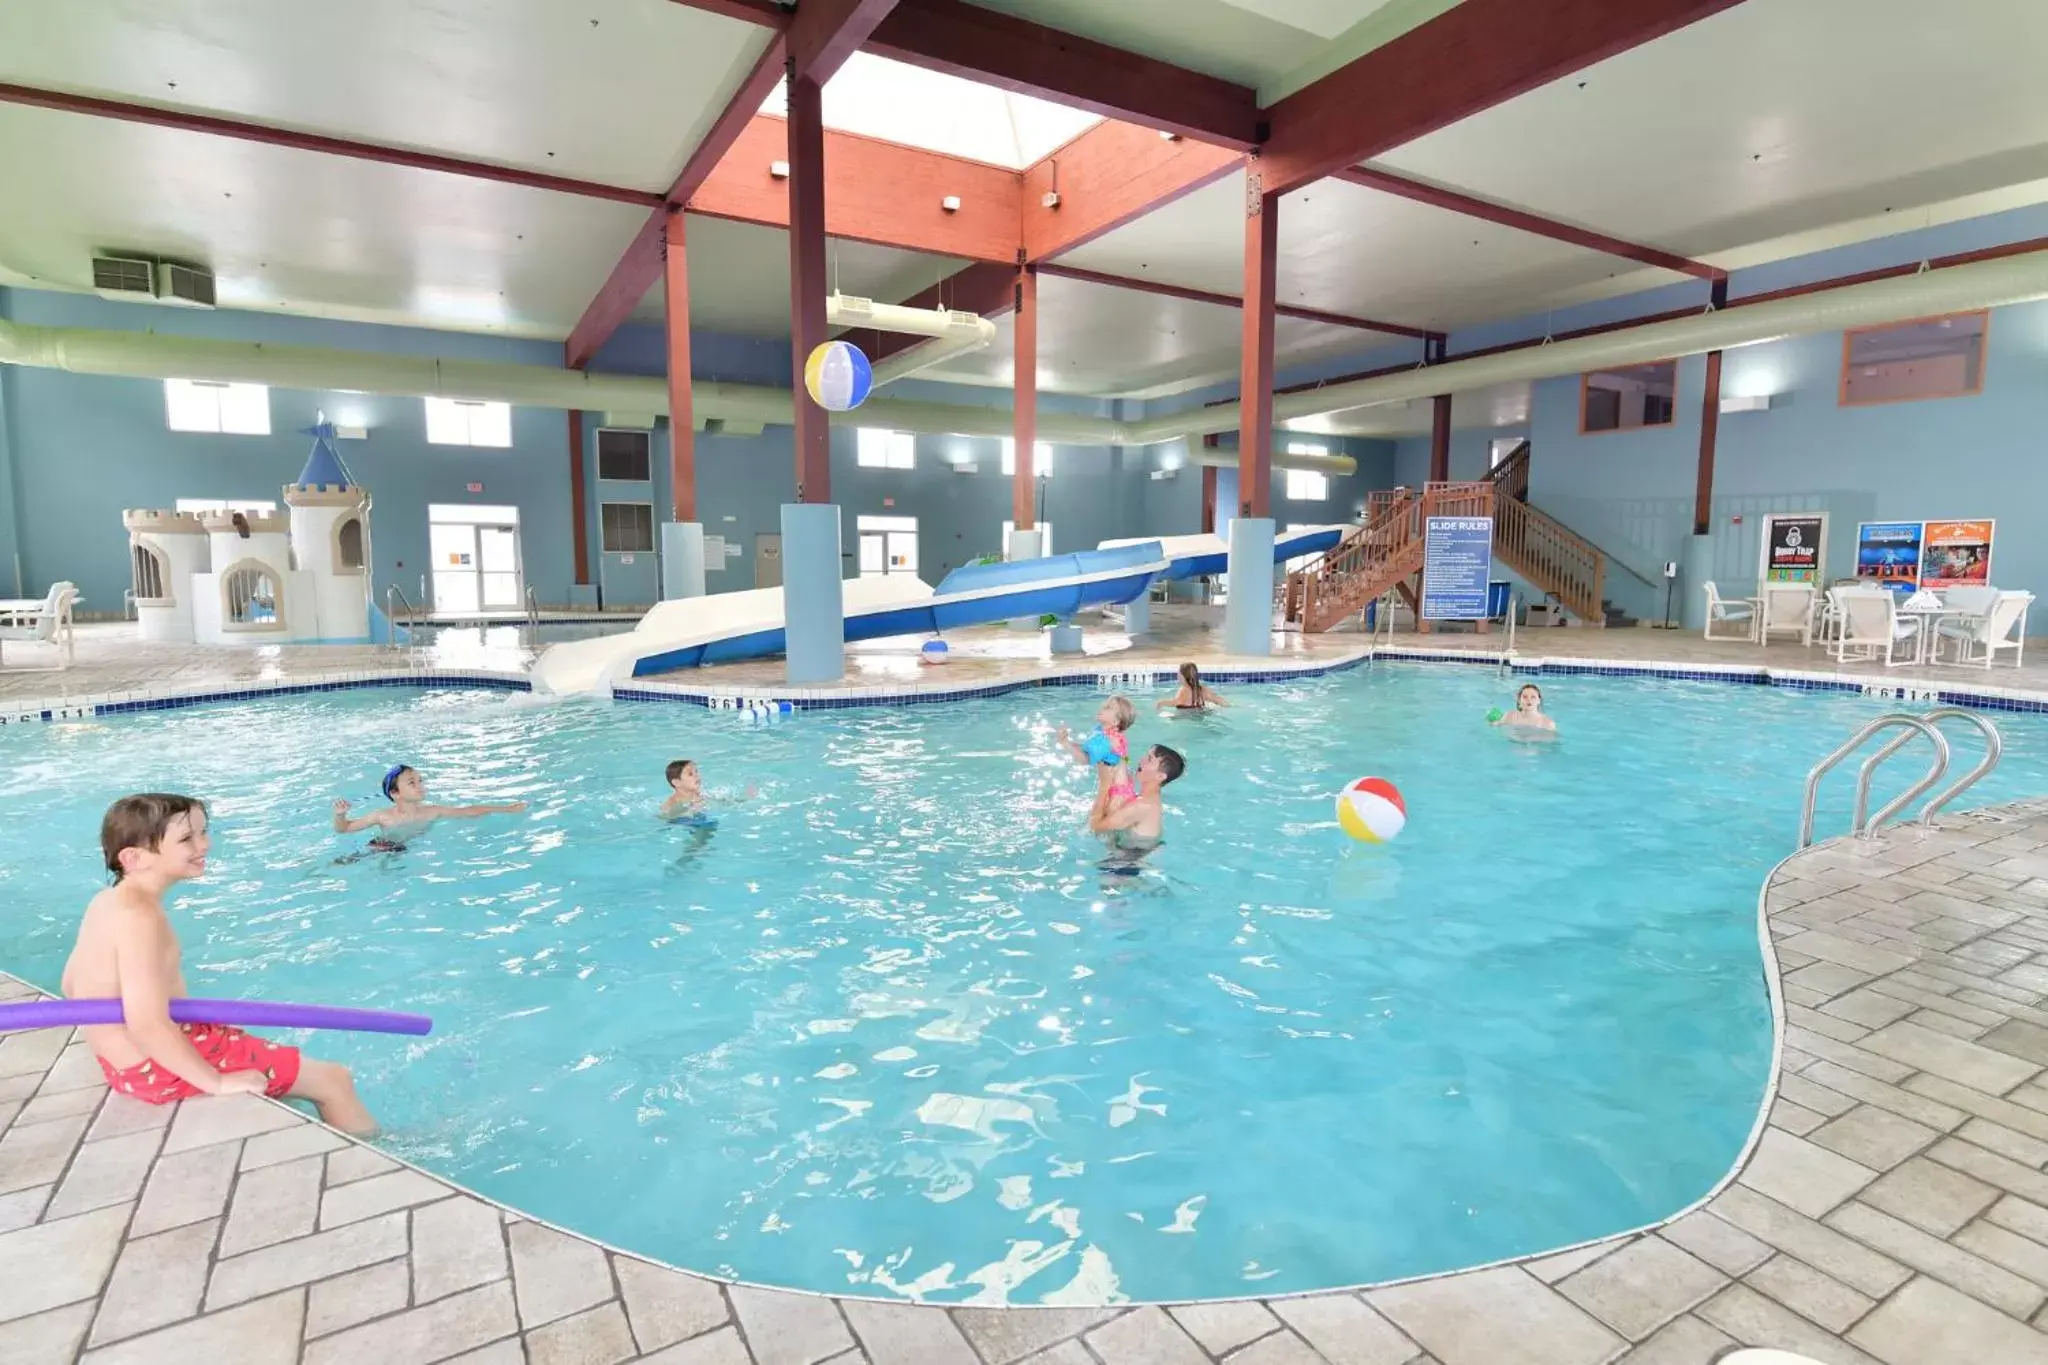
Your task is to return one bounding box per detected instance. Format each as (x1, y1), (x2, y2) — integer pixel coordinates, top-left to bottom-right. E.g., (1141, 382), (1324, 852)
(1336, 776), (1407, 844)
(803, 340), (873, 412)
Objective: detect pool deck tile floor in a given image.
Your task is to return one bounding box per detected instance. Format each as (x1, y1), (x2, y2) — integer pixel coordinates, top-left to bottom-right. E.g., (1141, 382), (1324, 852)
(12, 803), (2048, 1361)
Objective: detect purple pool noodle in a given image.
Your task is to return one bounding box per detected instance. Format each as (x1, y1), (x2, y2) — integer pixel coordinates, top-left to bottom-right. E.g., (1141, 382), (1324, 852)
(0, 998), (432, 1036)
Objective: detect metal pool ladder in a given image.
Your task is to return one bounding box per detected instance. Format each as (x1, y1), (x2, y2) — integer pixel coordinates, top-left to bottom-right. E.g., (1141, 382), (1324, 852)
(1798, 708), (2004, 848)
(383, 583), (418, 653)
(523, 586), (541, 648)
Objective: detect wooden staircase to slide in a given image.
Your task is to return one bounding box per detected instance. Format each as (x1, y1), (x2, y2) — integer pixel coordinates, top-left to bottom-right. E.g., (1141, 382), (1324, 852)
(1485, 440), (1609, 626)
(1281, 442), (1614, 634)
(1284, 481), (1494, 634)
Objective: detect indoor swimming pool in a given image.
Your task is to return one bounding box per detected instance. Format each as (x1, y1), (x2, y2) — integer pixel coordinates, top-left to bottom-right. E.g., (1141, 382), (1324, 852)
(1, 666), (2039, 1304)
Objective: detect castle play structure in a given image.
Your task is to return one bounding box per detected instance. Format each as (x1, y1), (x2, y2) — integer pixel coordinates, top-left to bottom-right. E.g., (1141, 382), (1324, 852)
(122, 422), (374, 645)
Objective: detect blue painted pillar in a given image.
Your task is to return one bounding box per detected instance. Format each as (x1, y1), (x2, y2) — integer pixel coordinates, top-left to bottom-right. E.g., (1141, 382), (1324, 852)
(1681, 533), (1713, 632)
(1123, 592), (1151, 636)
(0, 368), (19, 596)
(781, 502), (843, 683)
(1224, 517), (1275, 655)
(661, 523), (705, 599)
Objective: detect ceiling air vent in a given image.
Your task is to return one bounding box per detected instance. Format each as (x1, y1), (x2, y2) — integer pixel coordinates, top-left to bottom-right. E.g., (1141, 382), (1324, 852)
(91, 255), (157, 299)
(156, 261), (217, 309)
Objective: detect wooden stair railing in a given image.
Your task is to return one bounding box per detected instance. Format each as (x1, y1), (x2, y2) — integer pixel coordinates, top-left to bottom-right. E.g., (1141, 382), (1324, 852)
(1494, 493), (1606, 624)
(1488, 439), (1531, 504)
(1289, 483), (1494, 633)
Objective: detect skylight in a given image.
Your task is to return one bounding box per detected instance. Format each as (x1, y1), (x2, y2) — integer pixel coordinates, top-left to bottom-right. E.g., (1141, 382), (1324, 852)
(759, 52), (1101, 169)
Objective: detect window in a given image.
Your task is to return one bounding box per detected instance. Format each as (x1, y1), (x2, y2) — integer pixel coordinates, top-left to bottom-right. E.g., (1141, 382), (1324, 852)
(1000, 439), (1053, 477)
(1284, 445), (1329, 501)
(596, 428), (652, 481)
(857, 429), (915, 469)
(164, 379), (271, 435)
(856, 514), (919, 577)
(1001, 520), (1052, 555)
(600, 502), (655, 553)
(425, 397), (512, 448)
(131, 544), (168, 602)
(1580, 361), (1677, 433)
(1841, 310), (1988, 406)
(175, 498), (278, 516)
(1489, 437), (1524, 469)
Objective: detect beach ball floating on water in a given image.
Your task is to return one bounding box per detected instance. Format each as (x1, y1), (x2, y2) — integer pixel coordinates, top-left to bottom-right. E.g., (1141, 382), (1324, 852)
(803, 340), (873, 412)
(1336, 776), (1406, 844)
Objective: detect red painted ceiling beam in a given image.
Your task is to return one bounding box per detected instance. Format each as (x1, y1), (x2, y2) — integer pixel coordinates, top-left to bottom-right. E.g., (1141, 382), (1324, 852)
(867, 0), (1259, 149)
(1022, 121), (1242, 262)
(790, 0), (901, 83)
(1335, 165), (1723, 281)
(566, 37), (788, 368)
(0, 81), (661, 207)
(666, 0), (1261, 148)
(1256, 0), (1750, 197)
(1037, 263), (1437, 341)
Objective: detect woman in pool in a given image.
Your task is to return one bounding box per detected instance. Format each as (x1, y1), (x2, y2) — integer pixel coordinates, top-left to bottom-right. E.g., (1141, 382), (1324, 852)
(333, 764), (527, 852)
(1492, 683), (1556, 735)
(1155, 661), (1229, 713)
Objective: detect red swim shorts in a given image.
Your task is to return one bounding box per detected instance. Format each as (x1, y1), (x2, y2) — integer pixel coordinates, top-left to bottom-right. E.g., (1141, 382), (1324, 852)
(97, 1023), (302, 1104)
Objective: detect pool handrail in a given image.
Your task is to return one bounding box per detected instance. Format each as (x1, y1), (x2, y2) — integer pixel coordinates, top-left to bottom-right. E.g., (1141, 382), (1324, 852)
(1838, 708), (2004, 833)
(1799, 713), (1950, 848)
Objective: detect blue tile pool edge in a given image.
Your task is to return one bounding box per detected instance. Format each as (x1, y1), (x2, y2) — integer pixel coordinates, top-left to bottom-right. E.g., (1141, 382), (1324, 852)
(0, 669), (531, 726)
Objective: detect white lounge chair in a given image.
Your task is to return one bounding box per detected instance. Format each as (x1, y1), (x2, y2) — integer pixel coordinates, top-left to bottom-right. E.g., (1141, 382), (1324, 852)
(1758, 582), (1816, 646)
(1831, 587), (1919, 667)
(1703, 582), (1758, 642)
(0, 581), (79, 670)
(1936, 588), (2031, 668)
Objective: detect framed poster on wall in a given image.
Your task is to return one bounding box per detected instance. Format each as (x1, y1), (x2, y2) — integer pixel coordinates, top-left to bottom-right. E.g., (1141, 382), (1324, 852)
(1920, 520), (1994, 589)
(1854, 522), (1923, 594)
(1759, 513), (1826, 583)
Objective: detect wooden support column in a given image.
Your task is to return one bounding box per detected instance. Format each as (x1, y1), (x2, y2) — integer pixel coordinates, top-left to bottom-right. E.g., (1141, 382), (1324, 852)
(663, 209), (696, 523)
(1200, 466), (1218, 534)
(1694, 280), (1729, 534)
(1429, 394), (1452, 483)
(786, 73), (831, 504)
(1238, 171), (1278, 518)
(1011, 265), (1036, 529)
(568, 411), (590, 585)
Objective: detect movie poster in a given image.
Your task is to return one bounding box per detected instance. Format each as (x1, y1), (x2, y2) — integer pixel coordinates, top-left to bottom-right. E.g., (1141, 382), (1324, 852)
(1921, 520), (1994, 589)
(1855, 522), (1923, 593)
(1763, 514), (1825, 582)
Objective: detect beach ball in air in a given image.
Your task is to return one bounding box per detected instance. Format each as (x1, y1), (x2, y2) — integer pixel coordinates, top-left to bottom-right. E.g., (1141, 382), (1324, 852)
(1336, 776), (1407, 844)
(804, 340), (873, 412)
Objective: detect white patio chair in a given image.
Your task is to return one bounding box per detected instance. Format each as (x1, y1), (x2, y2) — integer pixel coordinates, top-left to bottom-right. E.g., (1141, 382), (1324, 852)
(1832, 587), (1919, 667)
(1939, 583), (1998, 618)
(1758, 582), (1816, 646)
(1936, 589), (2031, 668)
(1703, 582), (1758, 642)
(0, 581), (79, 671)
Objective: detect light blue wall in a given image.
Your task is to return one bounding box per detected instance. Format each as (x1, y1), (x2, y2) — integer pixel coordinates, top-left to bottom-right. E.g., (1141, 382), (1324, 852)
(0, 292), (1395, 613)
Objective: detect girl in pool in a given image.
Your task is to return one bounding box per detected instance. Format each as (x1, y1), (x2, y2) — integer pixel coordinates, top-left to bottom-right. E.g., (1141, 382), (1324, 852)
(1059, 695), (1137, 799)
(333, 764), (527, 851)
(1155, 661), (1229, 713)
(1492, 684), (1557, 734)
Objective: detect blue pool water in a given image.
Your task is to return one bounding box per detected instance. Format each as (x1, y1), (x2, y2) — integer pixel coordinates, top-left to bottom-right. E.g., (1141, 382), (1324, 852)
(2, 666), (2042, 1304)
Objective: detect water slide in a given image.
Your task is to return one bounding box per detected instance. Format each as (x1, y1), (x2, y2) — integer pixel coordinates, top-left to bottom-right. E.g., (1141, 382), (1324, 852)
(532, 541), (1167, 694)
(531, 526), (1351, 694)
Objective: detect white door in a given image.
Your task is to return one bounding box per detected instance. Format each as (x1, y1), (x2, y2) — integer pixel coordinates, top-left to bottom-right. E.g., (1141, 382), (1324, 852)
(856, 515), (919, 577)
(479, 525), (522, 608)
(430, 523), (481, 614)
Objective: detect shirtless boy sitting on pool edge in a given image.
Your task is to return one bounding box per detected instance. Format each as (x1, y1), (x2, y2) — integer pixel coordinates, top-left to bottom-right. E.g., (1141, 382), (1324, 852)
(1088, 744), (1185, 849)
(333, 764), (527, 850)
(64, 793), (375, 1133)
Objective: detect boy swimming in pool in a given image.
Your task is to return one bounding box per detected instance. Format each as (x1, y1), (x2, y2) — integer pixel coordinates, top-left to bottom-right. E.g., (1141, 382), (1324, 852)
(1492, 683), (1557, 734)
(64, 793), (375, 1133)
(1058, 695), (1138, 799)
(333, 764), (527, 850)
(659, 758), (756, 823)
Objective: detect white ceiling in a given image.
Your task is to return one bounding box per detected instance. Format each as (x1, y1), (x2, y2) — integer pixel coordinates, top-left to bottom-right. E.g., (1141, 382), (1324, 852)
(919, 271), (1383, 397)
(635, 217), (968, 336)
(0, 0), (2045, 416)
(758, 51), (1099, 170)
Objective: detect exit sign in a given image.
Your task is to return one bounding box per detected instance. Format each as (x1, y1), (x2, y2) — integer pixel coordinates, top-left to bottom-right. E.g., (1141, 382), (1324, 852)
(466, 482), (484, 493)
